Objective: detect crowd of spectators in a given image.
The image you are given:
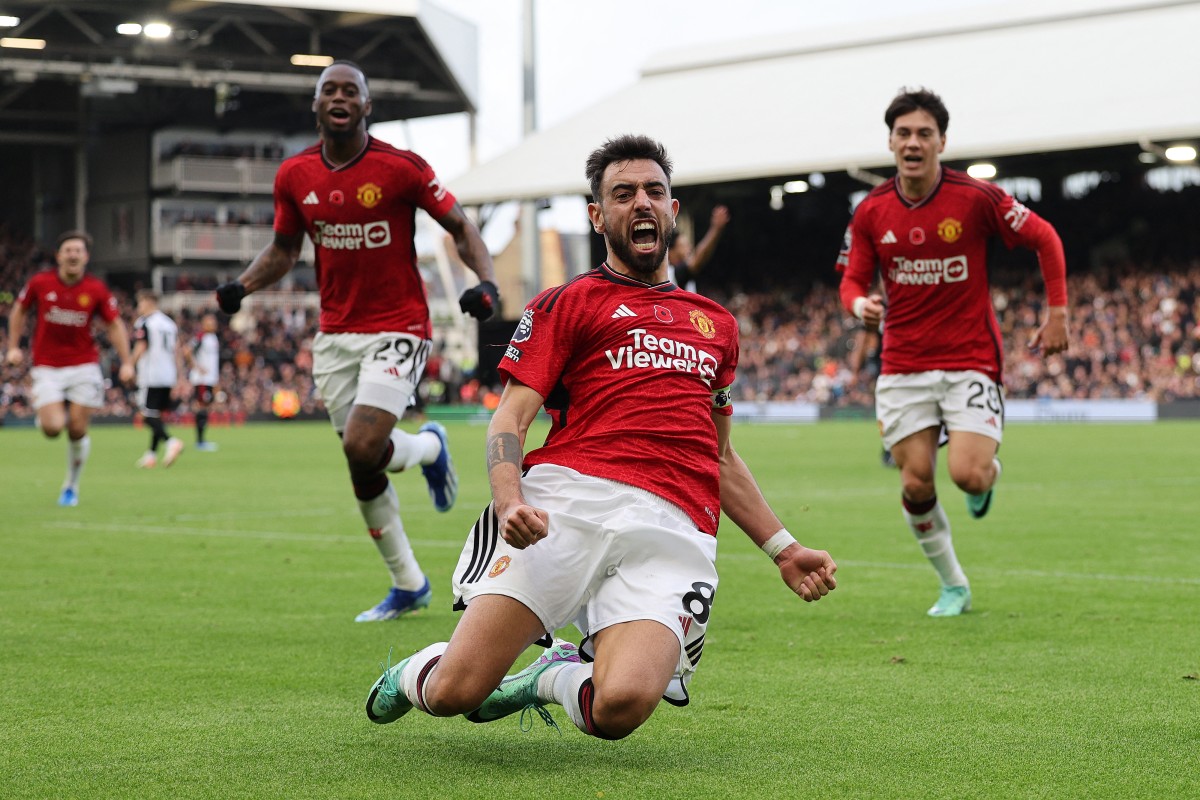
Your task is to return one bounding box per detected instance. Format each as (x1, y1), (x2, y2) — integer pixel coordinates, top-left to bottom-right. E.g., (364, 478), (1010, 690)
(2, 217), (1198, 424)
(720, 260), (1200, 405)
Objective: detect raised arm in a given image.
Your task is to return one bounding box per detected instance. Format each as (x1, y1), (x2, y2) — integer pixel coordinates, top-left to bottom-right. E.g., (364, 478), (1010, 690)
(686, 205), (731, 275)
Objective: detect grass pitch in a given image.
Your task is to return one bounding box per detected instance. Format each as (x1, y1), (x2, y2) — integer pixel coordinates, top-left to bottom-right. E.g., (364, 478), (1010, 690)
(1, 418), (1196, 799)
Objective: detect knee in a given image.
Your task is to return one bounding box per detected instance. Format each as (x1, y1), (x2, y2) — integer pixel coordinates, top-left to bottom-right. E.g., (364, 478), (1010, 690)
(342, 434), (385, 474)
(952, 462), (993, 495)
(900, 472), (935, 502)
(423, 677), (490, 717)
(591, 685), (660, 739)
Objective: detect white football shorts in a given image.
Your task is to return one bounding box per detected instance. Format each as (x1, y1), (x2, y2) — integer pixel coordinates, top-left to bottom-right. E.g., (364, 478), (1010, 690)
(30, 363), (105, 410)
(875, 369), (1005, 449)
(453, 463), (719, 706)
(311, 332), (430, 432)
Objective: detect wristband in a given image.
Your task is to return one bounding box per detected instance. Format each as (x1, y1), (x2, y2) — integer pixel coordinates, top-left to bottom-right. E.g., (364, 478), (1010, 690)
(761, 528), (798, 560)
(852, 296), (868, 320)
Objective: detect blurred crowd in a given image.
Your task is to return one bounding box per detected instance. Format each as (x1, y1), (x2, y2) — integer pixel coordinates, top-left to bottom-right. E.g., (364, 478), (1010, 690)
(720, 260), (1200, 405)
(2, 219), (1198, 422)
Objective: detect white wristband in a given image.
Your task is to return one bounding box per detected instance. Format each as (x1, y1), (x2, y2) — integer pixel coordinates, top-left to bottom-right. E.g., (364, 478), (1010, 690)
(852, 296), (868, 320)
(761, 528), (798, 560)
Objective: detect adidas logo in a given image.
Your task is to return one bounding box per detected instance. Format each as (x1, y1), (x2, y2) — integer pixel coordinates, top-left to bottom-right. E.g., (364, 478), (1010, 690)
(302, 191), (319, 205)
(880, 229), (898, 244)
(610, 304), (636, 319)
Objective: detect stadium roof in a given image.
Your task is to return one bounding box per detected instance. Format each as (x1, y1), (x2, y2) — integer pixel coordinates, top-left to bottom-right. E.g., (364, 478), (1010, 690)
(0, 0), (478, 141)
(450, 0), (1200, 205)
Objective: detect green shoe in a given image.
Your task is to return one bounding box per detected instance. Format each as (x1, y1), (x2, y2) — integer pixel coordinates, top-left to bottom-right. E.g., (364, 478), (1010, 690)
(465, 640), (580, 723)
(965, 488), (993, 519)
(927, 585), (972, 617)
(966, 458), (1001, 519)
(365, 654), (414, 724)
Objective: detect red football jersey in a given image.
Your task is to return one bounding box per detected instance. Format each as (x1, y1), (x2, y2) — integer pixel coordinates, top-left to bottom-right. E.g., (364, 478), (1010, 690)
(14, 270), (120, 367)
(839, 167), (1067, 381)
(500, 264), (739, 536)
(273, 136), (458, 336)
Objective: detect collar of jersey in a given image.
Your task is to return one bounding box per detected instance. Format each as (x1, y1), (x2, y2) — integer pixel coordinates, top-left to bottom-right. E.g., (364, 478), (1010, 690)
(322, 135), (371, 172)
(892, 166), (945, 210)
(599, 262), (675, 292)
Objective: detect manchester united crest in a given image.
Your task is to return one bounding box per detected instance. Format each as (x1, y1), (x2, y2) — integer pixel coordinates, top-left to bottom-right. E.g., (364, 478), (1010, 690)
(356, 182), (384, 208)
(77, 293), (91, 308)
(937, 217), (963, 243)
(689, 309), (716, 339)
(488, 555), (512, 578)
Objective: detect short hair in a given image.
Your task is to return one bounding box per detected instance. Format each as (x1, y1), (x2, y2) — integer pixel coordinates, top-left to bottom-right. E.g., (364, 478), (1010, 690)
(885, 87), (950, 135)
(316, 59), (370, 98)
(136, 289), (160, 304)
(56, 230), (92, 251)
(585, 135), (673, 202)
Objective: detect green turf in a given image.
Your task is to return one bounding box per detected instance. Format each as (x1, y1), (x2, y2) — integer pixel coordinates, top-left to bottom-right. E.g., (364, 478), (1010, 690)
(1, 419), (1196, 799)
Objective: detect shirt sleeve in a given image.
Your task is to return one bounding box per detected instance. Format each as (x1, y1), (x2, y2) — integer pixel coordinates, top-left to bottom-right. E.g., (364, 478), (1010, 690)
(407, 154), (458, 220)
(14, 278), (34, 308)
(711, 324), (739, 417)
(838, 214), (879, 311)
(272, 164), (304, 237)
(991, 193), (1068, 306)
(498, 288), (581, 397)
(96, 283), (120, 324)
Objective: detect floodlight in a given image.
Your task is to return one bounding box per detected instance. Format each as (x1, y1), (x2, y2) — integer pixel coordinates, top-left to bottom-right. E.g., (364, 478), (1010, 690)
(967, 163), (997, 180)
(291, 54), (334, 67)
(1164, 145), (1197, 163)
(117, 23), (143, 35)
(143, 22), (172, 39)
(1, 37), (45, 49)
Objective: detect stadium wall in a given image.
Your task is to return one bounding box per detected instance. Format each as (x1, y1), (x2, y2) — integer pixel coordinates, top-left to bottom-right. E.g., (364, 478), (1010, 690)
(6, 399), (1198, 429)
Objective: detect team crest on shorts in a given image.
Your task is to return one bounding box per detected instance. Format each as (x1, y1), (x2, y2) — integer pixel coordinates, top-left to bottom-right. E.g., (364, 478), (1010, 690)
(357, 183), (383, 208)
(488, 556), (512, 578)
(937, 217), (963, 243)
(689, 309), (715, 339)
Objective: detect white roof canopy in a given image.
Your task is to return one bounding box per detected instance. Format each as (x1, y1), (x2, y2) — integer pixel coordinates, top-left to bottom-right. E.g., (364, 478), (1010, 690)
(451, 0), (1200, 205)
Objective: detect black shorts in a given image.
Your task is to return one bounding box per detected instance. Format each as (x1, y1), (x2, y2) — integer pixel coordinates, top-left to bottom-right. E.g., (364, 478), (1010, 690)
(139, 386), (175, 415)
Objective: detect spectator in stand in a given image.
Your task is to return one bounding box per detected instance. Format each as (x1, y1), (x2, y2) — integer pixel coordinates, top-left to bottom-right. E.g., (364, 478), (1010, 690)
(668, 205), (730, 292)
(5, 230), (135, 505)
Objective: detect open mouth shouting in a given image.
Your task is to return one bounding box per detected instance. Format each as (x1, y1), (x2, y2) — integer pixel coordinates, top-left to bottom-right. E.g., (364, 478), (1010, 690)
(631, 220), (659, 253)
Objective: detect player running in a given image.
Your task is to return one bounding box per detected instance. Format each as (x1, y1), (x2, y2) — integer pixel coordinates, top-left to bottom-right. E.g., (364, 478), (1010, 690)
(6, 230), (134, 505)
(214, 60), (499, 622)
(838, 87), (1069, 616)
